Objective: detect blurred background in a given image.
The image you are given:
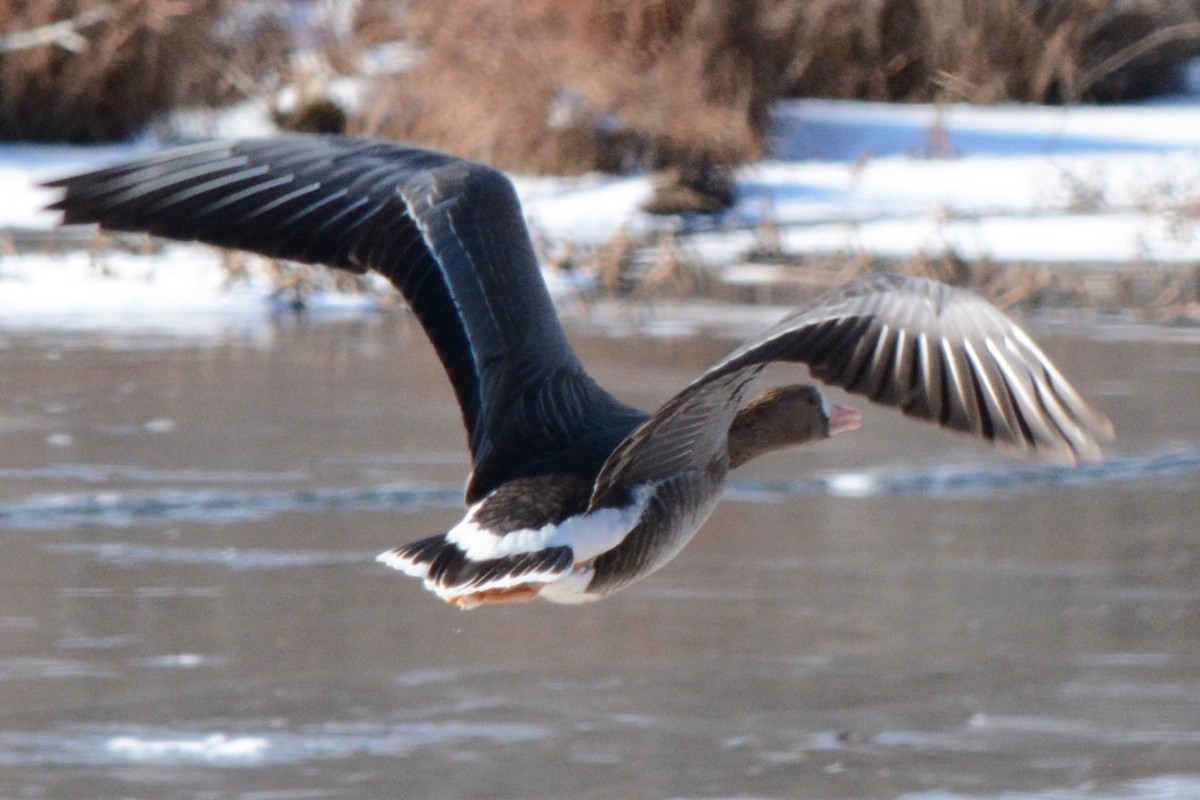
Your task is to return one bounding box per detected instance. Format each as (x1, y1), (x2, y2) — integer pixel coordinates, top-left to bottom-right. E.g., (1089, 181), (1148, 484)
(1, 3), (1199, 799)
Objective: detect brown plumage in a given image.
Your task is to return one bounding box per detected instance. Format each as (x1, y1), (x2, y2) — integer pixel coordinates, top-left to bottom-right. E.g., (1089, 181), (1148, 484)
(727, 385), (859, 469)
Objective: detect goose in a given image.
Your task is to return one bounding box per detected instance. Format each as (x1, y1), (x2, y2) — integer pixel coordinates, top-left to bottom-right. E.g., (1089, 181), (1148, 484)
(44, 136), (1113, 608)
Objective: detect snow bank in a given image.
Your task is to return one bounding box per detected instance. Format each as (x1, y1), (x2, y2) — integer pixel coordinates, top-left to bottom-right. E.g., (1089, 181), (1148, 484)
(3, 96), (1200, 334)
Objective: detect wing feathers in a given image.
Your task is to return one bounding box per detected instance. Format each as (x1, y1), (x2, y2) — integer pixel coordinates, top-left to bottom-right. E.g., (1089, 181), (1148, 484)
(683, 273), (1112, 464)
(46, 135), (639, 501)
(587, 273), (1110, 517)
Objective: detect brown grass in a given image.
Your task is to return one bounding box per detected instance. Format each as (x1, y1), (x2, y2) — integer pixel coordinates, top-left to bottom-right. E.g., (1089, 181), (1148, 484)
(0, 0), (288, 142)
(528, 213), (1200, 322)
(350, 0), (769, 177)
(351, 0), (1200, 178)
(771, 0), (1200, 105)
(6, 1), (1197, 178)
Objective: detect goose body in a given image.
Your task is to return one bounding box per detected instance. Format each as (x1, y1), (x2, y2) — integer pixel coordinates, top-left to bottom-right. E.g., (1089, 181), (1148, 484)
(45, 136), (1113, 608)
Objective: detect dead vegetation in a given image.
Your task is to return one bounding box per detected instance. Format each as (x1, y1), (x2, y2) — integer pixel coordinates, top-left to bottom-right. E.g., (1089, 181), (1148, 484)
(770, 0), (1200, 105)
(710, 247), (1200, 323)
(527, 212), (1200, 323)
(348, 0), (769, 194)
(36, 208), (1200, 325)
(10, 2), (1200, 322)
(347, 0), (1200, 184)
(0, 0), (288, 142)
(4, 1), (1198, 176)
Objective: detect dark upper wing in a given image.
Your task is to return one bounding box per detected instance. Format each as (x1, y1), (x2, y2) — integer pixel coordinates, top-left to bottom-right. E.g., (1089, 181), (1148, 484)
(44, 136), (638, 501)
(589, 272), (1112, 509)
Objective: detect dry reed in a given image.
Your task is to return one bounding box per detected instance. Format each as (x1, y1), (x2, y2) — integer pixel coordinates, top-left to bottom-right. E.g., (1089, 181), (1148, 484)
(350, 0), (768, 178)
(349, 0), (1200, 179)
(7, 1), (1197, 170)
(0, 0), (288, 142)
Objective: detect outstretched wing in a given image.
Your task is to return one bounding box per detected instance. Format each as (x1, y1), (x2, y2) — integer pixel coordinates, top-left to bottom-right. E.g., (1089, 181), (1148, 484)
(590, 272), (1112, 509)
(44, 136), (639, 501)
(708, 272), (1112, 461)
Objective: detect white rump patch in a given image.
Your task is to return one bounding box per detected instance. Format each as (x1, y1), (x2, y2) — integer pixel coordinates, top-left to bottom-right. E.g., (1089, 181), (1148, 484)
(445, 484), (654, 563)
(375, 484), (657, 605)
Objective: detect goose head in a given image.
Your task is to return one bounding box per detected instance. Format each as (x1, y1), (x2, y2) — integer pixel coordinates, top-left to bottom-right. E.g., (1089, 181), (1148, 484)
(728, 385), (860, 469)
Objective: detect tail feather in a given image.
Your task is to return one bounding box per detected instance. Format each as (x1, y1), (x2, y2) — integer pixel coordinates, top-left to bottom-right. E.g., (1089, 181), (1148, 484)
(377, 533), (575, 601)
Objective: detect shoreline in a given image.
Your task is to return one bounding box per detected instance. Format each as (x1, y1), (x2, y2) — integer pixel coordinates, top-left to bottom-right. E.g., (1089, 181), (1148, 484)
(5, 227), (1197, 332)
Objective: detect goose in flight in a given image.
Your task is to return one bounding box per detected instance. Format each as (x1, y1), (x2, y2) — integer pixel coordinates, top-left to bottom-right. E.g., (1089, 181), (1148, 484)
(45, 136), (1113, 608)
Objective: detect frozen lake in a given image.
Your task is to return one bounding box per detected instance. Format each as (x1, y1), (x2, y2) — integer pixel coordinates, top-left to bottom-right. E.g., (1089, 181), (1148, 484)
(0, 311), (1197, 799)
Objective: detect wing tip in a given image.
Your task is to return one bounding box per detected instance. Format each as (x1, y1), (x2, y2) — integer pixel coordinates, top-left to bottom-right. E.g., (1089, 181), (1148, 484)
(1092, 411), (1117, 443)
